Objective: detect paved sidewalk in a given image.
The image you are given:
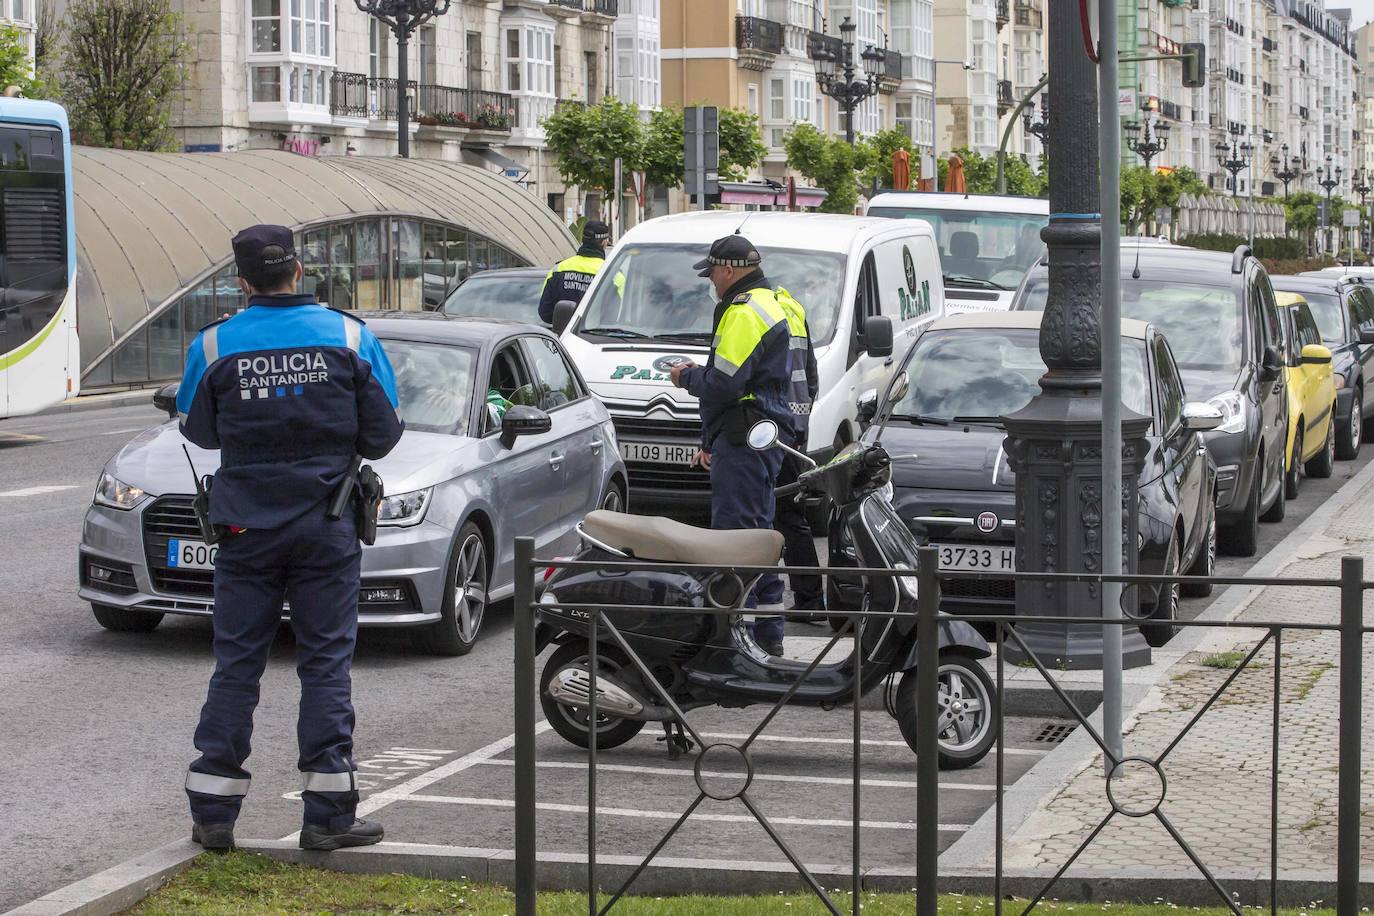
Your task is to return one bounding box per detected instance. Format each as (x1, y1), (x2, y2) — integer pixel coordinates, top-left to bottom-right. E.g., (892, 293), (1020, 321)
(997, 493), (1374, 876)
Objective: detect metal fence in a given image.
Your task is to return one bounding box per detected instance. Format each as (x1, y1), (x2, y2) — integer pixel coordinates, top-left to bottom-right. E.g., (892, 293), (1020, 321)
(512, 540), (1368, 916)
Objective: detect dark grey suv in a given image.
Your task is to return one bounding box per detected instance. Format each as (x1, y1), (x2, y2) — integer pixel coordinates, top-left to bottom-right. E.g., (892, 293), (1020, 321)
(1013, 244), (1287, 556)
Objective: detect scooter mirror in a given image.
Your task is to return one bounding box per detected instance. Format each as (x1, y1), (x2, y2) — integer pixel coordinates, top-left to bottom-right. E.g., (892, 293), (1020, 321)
(747, 419), (780, 451)
(889, 371), (911, 404)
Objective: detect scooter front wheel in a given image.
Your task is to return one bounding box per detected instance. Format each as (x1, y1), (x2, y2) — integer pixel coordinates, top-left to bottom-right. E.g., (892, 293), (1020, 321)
(894, 652), (998, 770)
(540, 641), (647, 750)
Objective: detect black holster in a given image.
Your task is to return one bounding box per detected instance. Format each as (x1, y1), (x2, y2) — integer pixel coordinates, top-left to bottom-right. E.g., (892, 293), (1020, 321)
(356, 465), (382, 546)
(722, 402), (766, 447)
(190, 475), (223, 545)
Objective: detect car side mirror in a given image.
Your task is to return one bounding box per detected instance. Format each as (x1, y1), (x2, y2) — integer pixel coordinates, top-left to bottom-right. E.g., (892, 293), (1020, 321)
(551, 300), (577, 335)
(1301, 343), (1333, 365)
(1260, 345), (1283, 382)
(864, 315), (894, 358)
(1182, 401), (1224, 432)
(153, 382), (179, 419)
(1360, 327), (1374, 345)
(857, 388), (879, 423)
(500, 405), (552, 448)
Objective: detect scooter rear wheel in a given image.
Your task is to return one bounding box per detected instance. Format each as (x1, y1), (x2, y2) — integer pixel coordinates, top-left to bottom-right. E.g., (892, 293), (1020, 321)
(894, 652), (998, 770)
(540, 641), (647, 750)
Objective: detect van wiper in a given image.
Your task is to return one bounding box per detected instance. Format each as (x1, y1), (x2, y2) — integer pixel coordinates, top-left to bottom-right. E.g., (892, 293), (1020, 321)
(952, 415), (1005, 425)
(890, 412), (951, 426)
(654, 331), (715, 343)
(583, 326), (650, 339)
(943, 274), (1007, 291)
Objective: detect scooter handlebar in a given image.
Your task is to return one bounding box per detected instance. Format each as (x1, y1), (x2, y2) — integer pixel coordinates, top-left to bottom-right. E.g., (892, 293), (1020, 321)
(775, 482), (803, 498)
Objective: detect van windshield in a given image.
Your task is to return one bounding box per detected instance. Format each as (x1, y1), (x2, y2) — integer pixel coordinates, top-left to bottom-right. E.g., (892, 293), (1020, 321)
(866, 206), (1048, 291)
(575, 244), (847, 345)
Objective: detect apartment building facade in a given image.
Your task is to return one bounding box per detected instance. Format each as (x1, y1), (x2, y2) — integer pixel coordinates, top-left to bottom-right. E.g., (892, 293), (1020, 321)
(1, 0), (34, 69)
(661, 0), (940, 186)
(171, 1), (661, 219)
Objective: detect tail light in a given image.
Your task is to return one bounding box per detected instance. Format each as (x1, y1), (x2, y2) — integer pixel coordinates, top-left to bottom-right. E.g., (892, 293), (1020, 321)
(543, 557), (573, 583)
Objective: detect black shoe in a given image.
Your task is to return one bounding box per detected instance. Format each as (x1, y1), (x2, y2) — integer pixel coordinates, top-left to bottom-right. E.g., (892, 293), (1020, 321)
(299, 818), (384, 851)
(191, 822), (235, 851)
(759, 640), (785, 657)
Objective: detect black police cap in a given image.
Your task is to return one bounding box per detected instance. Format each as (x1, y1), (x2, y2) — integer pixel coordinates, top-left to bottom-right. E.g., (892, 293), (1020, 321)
(693, 234), (761, 278)
(232, 224), (298, 276)
(583, 220), (611, 244)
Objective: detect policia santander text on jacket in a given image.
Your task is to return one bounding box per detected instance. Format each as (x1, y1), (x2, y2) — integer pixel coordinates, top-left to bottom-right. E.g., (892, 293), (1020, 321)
(538, 219), (610, 325)
(175, 224), (405, 853)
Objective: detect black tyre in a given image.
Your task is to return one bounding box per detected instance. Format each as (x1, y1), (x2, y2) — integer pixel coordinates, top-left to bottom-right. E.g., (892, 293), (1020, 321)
(1219, 462), (1260, 557)
(1336, 391), (1362, 460)
(1283, 428), (1302, 500)
(91, 603), (162, 633)
(600, 478), (627, 513)
(1180, 508), (1215, 598)
(1142, 539), (1180, 648)
(413, 522), (489, 657)
(1260, 444), (1286, 523)
(540, 641), (647, 750)
(1305, 410), (1336, 479)
(894, 652), (998, 770)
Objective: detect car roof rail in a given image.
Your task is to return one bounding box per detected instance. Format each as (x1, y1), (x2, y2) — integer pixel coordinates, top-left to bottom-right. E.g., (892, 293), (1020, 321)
(1231, 244), (1252, 274)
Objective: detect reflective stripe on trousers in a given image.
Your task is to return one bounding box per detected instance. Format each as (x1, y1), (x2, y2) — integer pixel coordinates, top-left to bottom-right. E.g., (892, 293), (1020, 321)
(302, 770), (357, 793)
(186, 770), (251, 797)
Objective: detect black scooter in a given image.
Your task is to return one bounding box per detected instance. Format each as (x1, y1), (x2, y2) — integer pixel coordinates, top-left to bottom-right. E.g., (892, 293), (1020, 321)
(535, 400), (997, 770)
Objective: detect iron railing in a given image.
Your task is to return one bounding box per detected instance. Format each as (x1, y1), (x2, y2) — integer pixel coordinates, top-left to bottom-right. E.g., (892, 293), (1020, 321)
(550, 0), (618, 12)
(416, 85), (516, 130)
(997, 79), (1015, 112)
(996, 0), (1010, 27)
(358, 76), (416, 121)
(512, 540), (1369, 916)
(736, 15), (785, 55)
(329, 71), (369, 118)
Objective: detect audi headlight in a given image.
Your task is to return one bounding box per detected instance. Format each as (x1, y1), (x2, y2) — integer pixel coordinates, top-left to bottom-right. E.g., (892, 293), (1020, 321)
(94, 471), (146, 510)
(378, 487), (433, 527)
(1206, 391), (1246, 435)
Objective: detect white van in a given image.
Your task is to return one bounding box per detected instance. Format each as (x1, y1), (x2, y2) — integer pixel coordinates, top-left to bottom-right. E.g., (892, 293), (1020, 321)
(866, 191), (1049, 313)
(554, 211), (944, 511)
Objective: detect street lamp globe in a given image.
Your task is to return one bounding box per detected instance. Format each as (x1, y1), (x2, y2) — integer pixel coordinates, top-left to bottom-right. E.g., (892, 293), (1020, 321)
(1155, 119), (1171, 137)
(860, 43), (885, 77)
(1123, 121), (1141, 138)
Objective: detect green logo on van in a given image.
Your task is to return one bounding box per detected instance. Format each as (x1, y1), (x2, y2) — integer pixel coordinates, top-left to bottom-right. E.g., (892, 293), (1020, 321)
(898, 278), (931, 321)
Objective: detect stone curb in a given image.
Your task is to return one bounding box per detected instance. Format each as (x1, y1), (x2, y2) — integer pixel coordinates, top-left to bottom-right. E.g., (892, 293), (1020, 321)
(941, 453), (1374, 872)
(33, 389), (158, 417)
(236, 838), (1374, 908)
(0, 839), (200, 916)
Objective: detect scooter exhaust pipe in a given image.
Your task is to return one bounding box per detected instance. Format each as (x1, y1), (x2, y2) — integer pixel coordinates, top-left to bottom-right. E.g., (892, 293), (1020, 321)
(547, 665), (675, 721)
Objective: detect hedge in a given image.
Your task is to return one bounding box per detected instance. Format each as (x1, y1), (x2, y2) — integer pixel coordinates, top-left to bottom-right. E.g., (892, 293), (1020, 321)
(1177, 233), (1306, 260)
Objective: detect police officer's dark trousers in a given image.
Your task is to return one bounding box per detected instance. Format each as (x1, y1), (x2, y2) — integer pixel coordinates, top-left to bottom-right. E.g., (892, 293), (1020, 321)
(709, 437), (785, 644)
(775, 448), (824, 610)
(186, 504), (362, 829)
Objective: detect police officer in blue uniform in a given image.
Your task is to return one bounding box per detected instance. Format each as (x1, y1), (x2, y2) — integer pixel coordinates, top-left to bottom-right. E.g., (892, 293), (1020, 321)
(537, 219), (610, 325)
(176, 225), (404, 852)
(669, 235), (800, 656)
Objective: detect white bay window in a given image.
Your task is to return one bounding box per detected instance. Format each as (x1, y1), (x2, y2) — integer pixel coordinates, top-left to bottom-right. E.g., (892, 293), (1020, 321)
(246, 0), (336, 124)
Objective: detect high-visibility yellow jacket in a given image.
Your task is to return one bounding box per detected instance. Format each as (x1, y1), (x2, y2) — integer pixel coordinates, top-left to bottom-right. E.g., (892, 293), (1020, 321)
(538, 246), (605, 324)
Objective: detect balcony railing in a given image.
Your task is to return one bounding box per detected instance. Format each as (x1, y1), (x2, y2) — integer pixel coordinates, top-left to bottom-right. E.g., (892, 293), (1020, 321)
(1263, 36), (1277, 52)
(417, 85), (516, 131)
(882, 48), (903, 80)
(997, 78), (1015, 113)
(330, 71), (369, 119)
(1014, 5), (1043, 28)
(736, 15), (784, 55)
(807, 30), (842, 64)
(549, 0), (618, 14)
(996, 0), (1010, 28)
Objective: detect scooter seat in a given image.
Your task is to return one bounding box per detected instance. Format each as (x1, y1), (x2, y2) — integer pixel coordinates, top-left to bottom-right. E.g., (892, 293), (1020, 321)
(583, 510), (784, 568)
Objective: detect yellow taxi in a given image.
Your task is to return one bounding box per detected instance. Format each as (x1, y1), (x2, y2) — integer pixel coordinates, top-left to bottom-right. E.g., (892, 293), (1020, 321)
(1275, 290), (1338, 499)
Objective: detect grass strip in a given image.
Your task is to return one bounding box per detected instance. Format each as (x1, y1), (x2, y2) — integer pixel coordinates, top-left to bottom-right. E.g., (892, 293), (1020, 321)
(123, 851), (1341, 915)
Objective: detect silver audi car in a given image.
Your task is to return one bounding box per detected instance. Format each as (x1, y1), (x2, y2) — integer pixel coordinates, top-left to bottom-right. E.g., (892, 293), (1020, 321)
(78, 314), (626, 656)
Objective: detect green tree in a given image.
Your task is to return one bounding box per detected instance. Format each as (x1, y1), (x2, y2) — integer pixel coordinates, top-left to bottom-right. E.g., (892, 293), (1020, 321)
(61, 0), (189, 150)
(542, 96), (644, 202)
(781, 122), (874, 214)
(641, 106), (766, 190)
(0, 25), (43, 98)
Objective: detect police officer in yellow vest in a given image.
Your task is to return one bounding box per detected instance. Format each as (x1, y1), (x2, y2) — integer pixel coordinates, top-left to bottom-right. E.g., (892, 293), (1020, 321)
(669, 235), (807, 656)
(538, 220), (610, 325)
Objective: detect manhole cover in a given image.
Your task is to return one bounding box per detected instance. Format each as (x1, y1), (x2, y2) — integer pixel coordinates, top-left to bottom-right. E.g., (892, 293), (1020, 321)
(1033, 722), (1077, 744)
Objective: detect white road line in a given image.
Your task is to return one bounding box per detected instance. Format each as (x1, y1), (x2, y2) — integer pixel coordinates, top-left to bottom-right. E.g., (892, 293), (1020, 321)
(473, 757), (994, 792)
(276, 724), (551, 842)
(404, 793), (969, 832)
(0, 485), (79, 497)
(698, 732), (1048, 757)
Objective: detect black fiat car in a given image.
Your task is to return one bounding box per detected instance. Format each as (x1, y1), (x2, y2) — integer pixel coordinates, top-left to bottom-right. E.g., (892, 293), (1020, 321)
(829, 312), (1219, 647)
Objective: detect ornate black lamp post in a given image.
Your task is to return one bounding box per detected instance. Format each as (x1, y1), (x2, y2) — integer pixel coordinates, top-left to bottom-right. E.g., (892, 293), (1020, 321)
(814, 16), (886, 146)
(1215, 130), (1252, 197)
(354, 0), (453, 158)
(1271, 144), (1305, 199)
(1002, 0), (1153, 669)
(1319, 155), (1343, 255)
(1352, 168), (1370, 257)
(1022, 92), (1049, 147)
(1123, 108), (1170, 169)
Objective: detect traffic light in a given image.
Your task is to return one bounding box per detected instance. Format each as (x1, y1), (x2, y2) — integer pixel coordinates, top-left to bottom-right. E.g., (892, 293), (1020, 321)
(1182, 43), (1206, 88)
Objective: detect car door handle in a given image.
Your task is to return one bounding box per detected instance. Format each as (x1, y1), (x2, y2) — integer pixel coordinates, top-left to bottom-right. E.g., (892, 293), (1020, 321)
(549, 452), (564, 468)
(884, 357), (894, 367)
(590, 439), (602, 454)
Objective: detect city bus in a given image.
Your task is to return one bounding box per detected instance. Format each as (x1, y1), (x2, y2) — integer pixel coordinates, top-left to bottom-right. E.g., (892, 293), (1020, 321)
(0, 96), (79, 419)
